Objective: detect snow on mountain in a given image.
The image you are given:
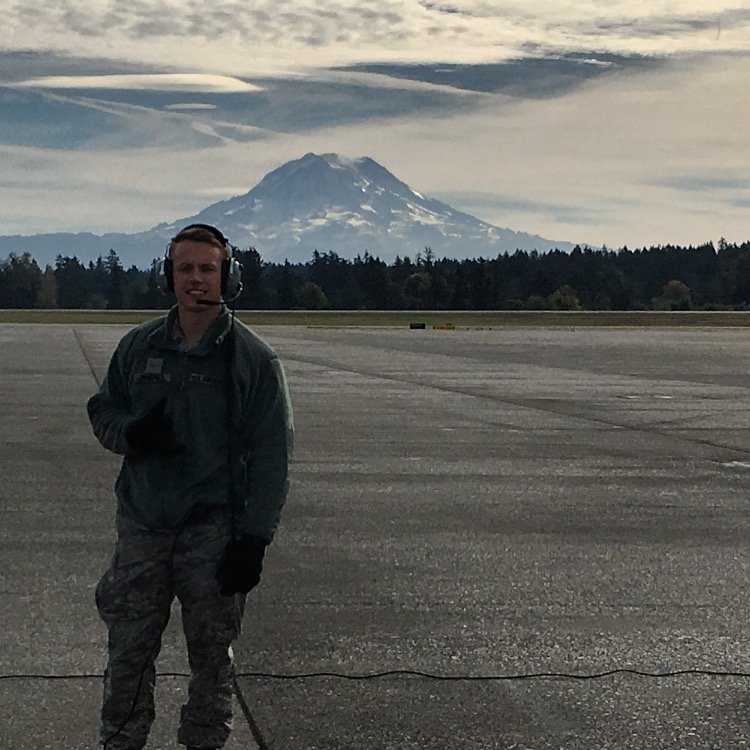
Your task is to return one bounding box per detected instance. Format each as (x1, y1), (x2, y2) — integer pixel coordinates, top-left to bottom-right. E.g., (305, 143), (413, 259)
(160, 152), (576, 262)
(1, 152), (576, 267)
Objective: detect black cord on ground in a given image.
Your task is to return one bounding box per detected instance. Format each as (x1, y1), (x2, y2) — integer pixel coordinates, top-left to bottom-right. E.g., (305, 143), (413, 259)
(232, 675), (272, 750)
(235, 667), (750, 681)
(4, 667), (750, 682)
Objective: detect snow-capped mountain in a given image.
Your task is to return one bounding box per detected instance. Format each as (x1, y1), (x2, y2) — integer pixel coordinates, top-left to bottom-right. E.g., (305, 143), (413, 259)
(0, 153), (576, 267)
(161, 152), (575, 262)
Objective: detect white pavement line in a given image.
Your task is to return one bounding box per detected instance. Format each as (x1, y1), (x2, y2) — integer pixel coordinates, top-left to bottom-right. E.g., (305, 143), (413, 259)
(720, 461), (750, 470)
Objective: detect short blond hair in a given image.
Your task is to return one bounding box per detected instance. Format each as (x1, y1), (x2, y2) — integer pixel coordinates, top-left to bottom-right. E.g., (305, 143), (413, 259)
(168, 224), (230, 258)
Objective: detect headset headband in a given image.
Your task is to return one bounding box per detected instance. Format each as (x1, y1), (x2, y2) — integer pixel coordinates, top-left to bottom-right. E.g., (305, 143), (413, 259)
(168, 223), (231, 255)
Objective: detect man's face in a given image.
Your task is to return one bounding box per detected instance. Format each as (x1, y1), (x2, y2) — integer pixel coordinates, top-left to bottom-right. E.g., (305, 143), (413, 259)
(170, 240), (225, 312)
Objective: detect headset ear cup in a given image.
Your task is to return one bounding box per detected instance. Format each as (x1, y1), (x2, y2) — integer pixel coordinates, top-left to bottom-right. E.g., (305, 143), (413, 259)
(223, 258), (243, 299)
(156, 257), (174, 293)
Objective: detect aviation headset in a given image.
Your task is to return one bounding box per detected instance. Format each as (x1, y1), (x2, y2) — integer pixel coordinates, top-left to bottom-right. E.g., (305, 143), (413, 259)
(157, 223), (243, 301)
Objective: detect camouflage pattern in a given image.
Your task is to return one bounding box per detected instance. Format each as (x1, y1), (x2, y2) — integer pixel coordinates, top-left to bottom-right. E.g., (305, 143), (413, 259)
(96, 512), (246, 749)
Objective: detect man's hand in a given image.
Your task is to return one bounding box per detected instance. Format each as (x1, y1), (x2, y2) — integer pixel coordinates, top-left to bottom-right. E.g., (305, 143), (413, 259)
(125, 398), (184, 456)
(216, 534), (268, 596)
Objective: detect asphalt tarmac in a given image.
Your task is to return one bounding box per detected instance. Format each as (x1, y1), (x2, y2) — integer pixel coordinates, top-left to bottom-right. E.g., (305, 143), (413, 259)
(2, 322), (750, 749)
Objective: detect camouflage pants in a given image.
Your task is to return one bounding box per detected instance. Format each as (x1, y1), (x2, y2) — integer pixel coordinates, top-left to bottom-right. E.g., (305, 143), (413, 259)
(95, 512), (246, 750)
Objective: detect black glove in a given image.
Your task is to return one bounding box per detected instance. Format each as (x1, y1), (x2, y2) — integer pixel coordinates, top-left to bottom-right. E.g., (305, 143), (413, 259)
(125, 398), (184, 456)
(216, 534), (268, 596)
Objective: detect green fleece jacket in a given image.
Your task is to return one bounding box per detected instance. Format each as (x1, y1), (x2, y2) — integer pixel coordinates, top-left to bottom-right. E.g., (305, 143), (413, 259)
(87, 308), (293, 541)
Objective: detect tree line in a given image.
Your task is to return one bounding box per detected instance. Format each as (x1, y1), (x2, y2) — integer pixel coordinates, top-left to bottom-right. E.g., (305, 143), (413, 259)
(2, 239), (750, 311)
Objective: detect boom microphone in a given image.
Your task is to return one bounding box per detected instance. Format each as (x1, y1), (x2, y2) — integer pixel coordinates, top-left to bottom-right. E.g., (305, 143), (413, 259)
(196, 284), (243, 307)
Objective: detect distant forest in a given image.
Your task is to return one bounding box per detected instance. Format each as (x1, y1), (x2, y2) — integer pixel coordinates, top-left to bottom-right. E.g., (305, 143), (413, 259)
(2, 240), (750, 311)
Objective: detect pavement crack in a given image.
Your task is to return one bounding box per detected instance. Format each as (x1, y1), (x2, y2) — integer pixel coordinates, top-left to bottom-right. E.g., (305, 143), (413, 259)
(71, 327), (102, 387)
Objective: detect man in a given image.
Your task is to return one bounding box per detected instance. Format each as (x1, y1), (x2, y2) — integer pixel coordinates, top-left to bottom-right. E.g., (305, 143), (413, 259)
(88, 224), (293, 750)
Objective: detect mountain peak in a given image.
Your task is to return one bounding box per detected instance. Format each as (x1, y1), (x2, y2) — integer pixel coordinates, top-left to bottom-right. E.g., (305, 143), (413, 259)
(181, 151), (575, 262)
(298, 152), (370, 170)
(0, 153), (577, 267)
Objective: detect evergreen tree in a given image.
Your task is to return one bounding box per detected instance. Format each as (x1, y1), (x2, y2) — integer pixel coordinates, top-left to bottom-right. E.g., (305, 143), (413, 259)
(356, 254), (391, 309)
(123, 265), (147, 309)
(450, 265), (470, 309)
(0, 253), (42, 308)
(55, 255), (91, 308)
(277, 261), (300, 309)
(105, 249), (125, 309)
(464, 261), (494, 309)
(235, 248), (269, 309)
(36, 266), (58, 308)
(131, 259), (169, 309)
(729, 250), (750, 305)
(90, 256), (109, 300)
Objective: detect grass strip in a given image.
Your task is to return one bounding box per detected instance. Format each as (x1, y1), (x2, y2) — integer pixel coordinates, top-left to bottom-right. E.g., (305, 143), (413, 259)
(1, 309), (749, 327)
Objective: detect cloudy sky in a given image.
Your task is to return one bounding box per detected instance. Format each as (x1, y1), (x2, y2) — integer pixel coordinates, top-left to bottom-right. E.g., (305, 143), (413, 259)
(1, 1), (749, 249)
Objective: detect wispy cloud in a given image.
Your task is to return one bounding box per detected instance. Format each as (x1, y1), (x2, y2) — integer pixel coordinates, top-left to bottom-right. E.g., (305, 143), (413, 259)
(0, 66), (483, 151)
(650, 173), (750, 193)
(340, 52), (661, 97)
(432, 191), (608, 226)
(164, 103), (217, 110)
(12, 73), (263, 92)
